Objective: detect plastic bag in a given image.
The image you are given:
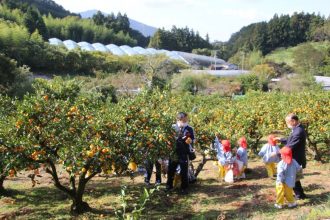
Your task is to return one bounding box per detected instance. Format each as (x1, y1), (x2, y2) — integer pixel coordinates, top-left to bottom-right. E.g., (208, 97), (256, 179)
(224, 169), (234, 183)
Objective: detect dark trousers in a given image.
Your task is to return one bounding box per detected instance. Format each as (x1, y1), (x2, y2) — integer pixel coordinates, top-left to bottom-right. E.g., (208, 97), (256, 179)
(294, 180), (306, 198)
(166, 159), (189, 189)
(145, 160), (161, 183)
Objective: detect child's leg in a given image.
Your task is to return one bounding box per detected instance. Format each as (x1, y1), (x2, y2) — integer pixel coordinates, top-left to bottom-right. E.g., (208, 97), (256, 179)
(276, 183), (285, 205)
(271, 163), (277, 176)
(218, 163), (226, 179)
(238, 165), (247, 179)
(265, 163), (273, 177)
(284, 184), (295, 204)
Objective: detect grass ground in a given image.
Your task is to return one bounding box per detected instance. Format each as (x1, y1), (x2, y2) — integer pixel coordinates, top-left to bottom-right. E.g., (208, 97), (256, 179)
(1, 158), (330, 220)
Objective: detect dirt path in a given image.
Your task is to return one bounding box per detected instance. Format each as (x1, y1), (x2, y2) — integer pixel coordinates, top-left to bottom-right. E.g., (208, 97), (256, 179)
(1, 159), (330, 219)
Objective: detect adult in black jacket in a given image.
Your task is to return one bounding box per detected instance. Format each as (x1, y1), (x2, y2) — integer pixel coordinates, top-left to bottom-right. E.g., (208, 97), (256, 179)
(278, 113), (307, 199)
(166, 112), (195, 194)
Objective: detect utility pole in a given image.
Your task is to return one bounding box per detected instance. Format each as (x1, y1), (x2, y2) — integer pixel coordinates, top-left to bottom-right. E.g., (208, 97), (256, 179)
(241, 51), (245, 73)
(214, 51), (217, 70)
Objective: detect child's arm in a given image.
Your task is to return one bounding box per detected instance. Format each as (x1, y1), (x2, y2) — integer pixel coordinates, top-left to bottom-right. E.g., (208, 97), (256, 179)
(242, 149), (248, 164)
(277, 162), (286, 183)
(214, 140), (224, 162)
(275, 145), (280, 153)
(225, 152), (234, 164)
(214, 139), (222, 153)
(258, 145), (266, 157)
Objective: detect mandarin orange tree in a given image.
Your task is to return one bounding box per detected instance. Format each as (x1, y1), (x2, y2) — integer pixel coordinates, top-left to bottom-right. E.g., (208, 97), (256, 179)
(286, 92), (330, 161)
(5, 80), (180, 214)
(5, 78), (114, 213)
(99, 89), (176, 174)
(0, 95), (24, 194)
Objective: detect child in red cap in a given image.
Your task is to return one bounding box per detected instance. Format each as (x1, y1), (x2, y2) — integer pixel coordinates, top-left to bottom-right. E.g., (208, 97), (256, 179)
(214, 139), (233, 180)
(236, 137), (248, 179)
(275, 146), (302, 209)
(258, 135), (280, 178)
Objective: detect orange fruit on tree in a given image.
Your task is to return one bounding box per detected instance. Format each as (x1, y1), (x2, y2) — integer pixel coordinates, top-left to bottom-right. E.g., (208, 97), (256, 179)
(128, 162), (137, 171)
(43, 95), (49, 101)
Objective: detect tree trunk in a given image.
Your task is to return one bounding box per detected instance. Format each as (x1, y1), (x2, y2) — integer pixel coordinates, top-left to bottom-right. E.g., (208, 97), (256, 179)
(71, 196), (90, 215)
(252, 137), (261, 155)
(0, 175), (5, 194)
(194, 154), (212, 178)
(70, 174), (93, 215)
(309, 142), (322, 162)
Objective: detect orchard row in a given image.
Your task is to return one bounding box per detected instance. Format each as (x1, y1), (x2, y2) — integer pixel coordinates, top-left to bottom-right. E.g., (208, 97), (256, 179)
(0, 78), (329, 214)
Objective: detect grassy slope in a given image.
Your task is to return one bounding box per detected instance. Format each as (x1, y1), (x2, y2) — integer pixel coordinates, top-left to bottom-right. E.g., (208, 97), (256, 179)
(265, 41), (330, 67)
(1, 158), (330, 220)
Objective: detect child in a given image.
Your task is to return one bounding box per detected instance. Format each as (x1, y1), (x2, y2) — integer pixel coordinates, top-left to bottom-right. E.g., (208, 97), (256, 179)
(214, 139), (233, 180)
(258, 135), (280, 178)
(275, 146), (302, 209)
(236, 137), (248, 179)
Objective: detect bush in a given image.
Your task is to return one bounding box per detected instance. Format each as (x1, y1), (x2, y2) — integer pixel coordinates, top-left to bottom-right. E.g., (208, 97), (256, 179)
(251, 63), (276, 80)
(0, 53), (32, 95)
(318, 47), (330, 76)
(192, 48), (213, 56)
(293, 43), (325, 74)
(172, 72), (206, 95)
(96, 85), (118, 103)
(229, 50), (264, 70)
(239, 73), (265, 93)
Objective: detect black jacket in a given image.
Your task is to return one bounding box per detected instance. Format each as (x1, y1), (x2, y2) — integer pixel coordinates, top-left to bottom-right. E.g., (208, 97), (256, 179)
(281, 124), (307, 168)
(175, 125), (194, 162)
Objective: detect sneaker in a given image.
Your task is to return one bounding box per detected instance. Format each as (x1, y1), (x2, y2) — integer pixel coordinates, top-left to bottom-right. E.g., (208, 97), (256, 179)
(288, 202), (297, 208)
(155, 181), (161, 186)
(274, 204), (283, 209)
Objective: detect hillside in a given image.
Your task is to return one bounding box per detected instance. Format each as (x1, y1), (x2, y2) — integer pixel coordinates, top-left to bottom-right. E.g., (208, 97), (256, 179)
(2, 0), (78, 18)
(265, 41), (330, 67)
(80, 10), (157, 37)
(223, 13), (327, 60)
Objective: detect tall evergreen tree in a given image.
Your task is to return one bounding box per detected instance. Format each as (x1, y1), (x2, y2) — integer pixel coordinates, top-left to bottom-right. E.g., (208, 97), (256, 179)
(92, 11), (106, 26)
(23, 7), (48, 39)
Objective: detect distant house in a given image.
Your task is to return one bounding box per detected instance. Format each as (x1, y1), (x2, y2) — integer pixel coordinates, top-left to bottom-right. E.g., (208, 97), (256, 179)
(210, 64), (239, 70)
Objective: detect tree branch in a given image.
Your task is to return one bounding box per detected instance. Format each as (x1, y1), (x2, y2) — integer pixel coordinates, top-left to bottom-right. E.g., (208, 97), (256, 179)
(84, 171), (98, 183)
(45, 159), (74, 197)
(194, 153), (213, 178)
(70, 176), (77, 193)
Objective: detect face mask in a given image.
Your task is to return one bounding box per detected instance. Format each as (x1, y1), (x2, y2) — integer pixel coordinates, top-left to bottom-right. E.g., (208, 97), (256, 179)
(287, 124), (293, 129)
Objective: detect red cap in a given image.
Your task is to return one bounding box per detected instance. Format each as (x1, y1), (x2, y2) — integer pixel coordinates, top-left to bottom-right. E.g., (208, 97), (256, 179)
(238, 137), (247, 149)
(280, 146), (292, 164)
(221, 140), (231, 153)
(268, 135), (277, 146)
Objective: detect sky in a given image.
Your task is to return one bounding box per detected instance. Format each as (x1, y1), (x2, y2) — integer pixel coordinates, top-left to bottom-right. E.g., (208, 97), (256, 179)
(53, 0), (330, 42)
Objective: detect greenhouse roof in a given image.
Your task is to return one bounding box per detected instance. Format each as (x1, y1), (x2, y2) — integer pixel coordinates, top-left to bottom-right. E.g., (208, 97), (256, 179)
(47, 38), (231, 67)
